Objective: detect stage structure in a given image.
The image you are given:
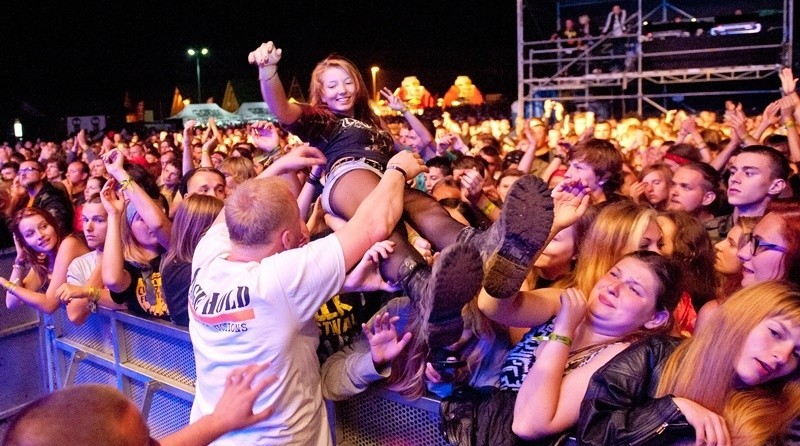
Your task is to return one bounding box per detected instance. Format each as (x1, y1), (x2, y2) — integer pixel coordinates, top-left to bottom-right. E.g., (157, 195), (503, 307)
(517, 0), (793, 118)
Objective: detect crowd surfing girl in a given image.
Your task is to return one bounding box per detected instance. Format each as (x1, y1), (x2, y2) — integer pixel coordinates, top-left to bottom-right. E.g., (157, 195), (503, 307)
(247, 42), (555, 356)
(577, 280), (800, 445)
(2, 207), (88, 313)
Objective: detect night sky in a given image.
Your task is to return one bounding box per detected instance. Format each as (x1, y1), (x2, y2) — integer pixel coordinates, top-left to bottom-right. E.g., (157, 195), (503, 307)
(2, 1), (543, 140)
(4, 1), (794, 141)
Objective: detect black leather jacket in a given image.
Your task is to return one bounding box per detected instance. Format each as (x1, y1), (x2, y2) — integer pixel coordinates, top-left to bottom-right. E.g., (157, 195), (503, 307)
(575, 336), (695, 446)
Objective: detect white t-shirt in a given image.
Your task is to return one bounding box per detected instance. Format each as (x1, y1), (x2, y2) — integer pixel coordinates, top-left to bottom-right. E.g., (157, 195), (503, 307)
(66, 251), (99, 285)
(189, 222), (345, 446)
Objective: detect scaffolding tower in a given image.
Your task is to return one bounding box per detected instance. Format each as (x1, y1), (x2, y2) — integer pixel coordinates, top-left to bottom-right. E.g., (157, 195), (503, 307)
(516, 0), (794, 118)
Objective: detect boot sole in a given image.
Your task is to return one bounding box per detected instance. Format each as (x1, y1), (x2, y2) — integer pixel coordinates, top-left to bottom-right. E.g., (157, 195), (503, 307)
(425, 243), (483, 351)
(484, 175), (554, 299)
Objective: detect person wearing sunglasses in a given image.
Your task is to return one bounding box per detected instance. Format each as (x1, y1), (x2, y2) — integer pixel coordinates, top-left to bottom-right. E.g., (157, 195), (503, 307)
(736, 200), (800, 287)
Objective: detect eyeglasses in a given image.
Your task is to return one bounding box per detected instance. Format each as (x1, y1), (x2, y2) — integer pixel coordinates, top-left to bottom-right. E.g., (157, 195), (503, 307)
(746, 232), (788, 256)
(19, 167), (40, 174)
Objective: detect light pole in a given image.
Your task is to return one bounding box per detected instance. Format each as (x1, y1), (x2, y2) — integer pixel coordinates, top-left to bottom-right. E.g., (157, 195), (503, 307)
(370, 66), (380, 102)
(187, 48), (209, 103)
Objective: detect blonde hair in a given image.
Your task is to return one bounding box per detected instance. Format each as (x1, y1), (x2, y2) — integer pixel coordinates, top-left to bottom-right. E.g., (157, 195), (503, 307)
(386, 298), (429, 399)
(225, 178), (296, 247)
(120, 205), (161, 266)
(563, 201), (657, 295)
(220, 157), (255, 190)
(657, 281), (800, 445)
(454, 300), (509, 385)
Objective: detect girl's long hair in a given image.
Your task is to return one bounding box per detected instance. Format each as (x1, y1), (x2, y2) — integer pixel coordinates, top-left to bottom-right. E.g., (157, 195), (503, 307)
(566, 200), (657, 296)
(161, 194), (224, 268)
(308, 54), (380, 128)
(656, 281), (800, 445)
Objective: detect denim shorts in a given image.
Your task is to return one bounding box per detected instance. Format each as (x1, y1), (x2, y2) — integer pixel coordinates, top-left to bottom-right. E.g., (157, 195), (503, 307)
(322, 158), (384, 218)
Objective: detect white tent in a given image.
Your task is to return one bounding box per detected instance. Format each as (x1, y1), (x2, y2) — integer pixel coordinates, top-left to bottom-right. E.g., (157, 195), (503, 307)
(167, 103), (239, 125)
(235, 102), (275, 122)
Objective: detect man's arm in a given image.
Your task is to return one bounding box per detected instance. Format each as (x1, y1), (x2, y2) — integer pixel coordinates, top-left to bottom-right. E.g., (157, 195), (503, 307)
(159, 363), (277, 446)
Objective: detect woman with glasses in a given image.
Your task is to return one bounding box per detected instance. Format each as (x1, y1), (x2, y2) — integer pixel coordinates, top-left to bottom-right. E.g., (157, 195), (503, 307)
(736, 200), (800, 287)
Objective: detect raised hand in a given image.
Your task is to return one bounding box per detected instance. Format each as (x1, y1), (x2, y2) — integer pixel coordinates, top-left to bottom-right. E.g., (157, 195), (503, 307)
(266, 143), (325, 176)
(553, 287), (587, 335)
(459, 169), (485, 204)
(410, 234), (434, 265)
(102, 149), (127, 181)
(100, 178), (124, 216)
(248, 41), (282, 67)
(380, 87), (406, 111)
(250, 121), (281, 151)
(551, 178), (591, 232)
(761, 100), (782, 127)
(779, 67), (797, 96)
(341, 240), (400, 293)
(364, 312), (413, 367)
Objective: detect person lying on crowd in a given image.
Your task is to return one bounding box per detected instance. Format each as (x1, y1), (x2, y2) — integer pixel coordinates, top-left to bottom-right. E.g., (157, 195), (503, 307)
(249, 41), (555, 356)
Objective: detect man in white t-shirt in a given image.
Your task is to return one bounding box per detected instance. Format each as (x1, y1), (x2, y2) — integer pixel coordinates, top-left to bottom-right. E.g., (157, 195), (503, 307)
(188, 150), (428, 445)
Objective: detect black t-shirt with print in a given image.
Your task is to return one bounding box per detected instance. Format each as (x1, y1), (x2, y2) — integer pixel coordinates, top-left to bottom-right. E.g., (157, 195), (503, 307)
(110, 255), (170, 321)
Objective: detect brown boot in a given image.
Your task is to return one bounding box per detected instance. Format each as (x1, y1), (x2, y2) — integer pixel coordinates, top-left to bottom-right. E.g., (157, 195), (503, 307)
(400, 243), (484, 353)
(459, 175), (554, 299)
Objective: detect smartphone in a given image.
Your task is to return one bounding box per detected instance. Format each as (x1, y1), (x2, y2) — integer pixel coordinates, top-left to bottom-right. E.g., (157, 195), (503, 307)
(433, 358), (466, 371)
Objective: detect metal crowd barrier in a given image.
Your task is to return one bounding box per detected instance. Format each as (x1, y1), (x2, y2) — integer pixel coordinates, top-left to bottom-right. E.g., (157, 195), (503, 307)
(0, 247), (48, 434)
(25, 304), (449, 445)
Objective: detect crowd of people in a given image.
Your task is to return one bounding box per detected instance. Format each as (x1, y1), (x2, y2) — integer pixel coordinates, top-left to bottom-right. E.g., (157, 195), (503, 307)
(2, 41), (800, 446)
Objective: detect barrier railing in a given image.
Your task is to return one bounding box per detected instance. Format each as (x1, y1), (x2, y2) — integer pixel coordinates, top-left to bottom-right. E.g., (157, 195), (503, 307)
(43, 306), (447, 444)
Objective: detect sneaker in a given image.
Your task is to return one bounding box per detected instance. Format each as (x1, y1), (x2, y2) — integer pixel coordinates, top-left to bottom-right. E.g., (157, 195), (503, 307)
(460, 175), (554, 299)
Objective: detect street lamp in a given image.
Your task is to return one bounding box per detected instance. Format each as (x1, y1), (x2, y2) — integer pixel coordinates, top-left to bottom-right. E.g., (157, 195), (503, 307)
(13, 119), (23, 140)
(187, 47), (209, 103)
(370, 66), (380, 102)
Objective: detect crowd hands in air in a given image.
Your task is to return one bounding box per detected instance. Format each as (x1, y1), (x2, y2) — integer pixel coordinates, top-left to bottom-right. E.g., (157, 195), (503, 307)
(1, 40), (800, 445)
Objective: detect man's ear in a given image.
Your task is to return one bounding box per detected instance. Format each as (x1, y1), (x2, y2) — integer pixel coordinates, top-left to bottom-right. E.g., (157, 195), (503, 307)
(701, 190), (717, 207)
(644, 310), (670, 330)
(768, 178), (787, 196)
(280, 229), (292, 251)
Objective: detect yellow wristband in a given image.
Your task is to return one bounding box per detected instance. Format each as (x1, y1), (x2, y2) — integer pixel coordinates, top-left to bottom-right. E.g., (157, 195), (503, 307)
(481, 202), (497, 215)
(785, 120), (797, 129)
(118, 178), (134, 191)
(547, 333), (573, 346)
